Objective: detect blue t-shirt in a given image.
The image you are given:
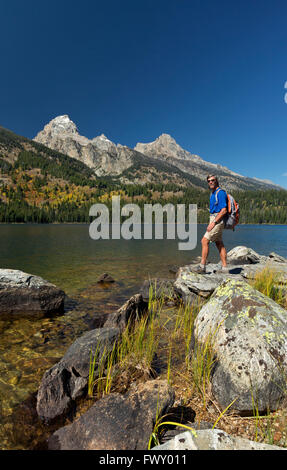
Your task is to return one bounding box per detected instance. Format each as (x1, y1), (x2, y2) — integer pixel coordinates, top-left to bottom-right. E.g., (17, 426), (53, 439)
(210, 188), (228, 214)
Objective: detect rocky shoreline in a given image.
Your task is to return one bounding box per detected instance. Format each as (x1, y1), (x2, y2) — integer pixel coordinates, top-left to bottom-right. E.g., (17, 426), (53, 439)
(2, 246), (287, 450)
(0, 269), (65, 318)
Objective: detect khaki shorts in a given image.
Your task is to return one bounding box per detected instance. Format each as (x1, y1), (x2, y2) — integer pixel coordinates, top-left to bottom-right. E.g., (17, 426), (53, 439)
(203, 214), (224, 242)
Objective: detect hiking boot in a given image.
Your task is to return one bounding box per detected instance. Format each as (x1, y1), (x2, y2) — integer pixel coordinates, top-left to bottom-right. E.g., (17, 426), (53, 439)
(193, 265), (206, 274)
(217, 266), (229, 273)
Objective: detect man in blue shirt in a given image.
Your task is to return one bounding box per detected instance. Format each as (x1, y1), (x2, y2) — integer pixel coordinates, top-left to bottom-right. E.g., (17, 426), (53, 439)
(195, 174), (228, 274)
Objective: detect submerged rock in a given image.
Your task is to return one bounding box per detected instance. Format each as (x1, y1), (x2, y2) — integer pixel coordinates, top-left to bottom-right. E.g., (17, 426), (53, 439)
(37, 291), (153, 424)
(36, 327), (120, 423)
(48, 379), (175, 450)
(193, 278), (287, 413)
(96, 273), (115, 283)
(0, 269), (65, 318)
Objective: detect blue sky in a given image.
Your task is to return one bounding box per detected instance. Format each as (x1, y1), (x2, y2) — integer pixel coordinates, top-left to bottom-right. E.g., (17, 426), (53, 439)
(1, 0), (287, 188)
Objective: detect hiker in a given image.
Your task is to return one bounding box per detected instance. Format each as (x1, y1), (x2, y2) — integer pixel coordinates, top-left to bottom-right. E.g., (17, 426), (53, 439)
(195, 174), (228, 274)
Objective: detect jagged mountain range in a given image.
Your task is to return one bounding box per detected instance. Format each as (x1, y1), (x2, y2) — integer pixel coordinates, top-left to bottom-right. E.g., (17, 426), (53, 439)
(33, 115), (281, 192)
(1, 121), (287, 225)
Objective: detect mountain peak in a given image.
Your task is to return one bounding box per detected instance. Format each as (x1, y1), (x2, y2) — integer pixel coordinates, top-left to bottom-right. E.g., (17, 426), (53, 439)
(33, 117), (129, 176)
(52, 114), (72, 122)
(34, 116), (119, 153)
(134, 133), (195, 161)
(34, 115), (79, 142)
(156, 133), (177, 143)
(47, 115), (78, 135)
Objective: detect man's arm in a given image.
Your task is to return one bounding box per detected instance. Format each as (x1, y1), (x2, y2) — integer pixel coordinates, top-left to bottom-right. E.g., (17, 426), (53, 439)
(214, 207), (227, 223)
(206, 207), (227, 232)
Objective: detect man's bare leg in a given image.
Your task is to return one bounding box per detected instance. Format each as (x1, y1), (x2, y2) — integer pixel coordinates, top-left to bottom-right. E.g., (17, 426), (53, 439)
(201, 236), (210, 266)
(194, 236), (210, 273)
(215, 240), (227, 267)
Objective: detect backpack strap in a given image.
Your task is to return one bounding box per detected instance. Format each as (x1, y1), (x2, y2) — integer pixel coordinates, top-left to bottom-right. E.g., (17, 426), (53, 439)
(214, 188), (224, 205)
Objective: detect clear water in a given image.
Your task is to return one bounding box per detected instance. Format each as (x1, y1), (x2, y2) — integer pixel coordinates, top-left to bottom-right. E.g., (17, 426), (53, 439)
(1, 224), (286, 295)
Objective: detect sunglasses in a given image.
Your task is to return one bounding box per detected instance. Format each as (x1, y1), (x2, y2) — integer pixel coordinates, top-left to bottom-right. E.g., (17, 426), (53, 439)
(207, 179), (216, 183)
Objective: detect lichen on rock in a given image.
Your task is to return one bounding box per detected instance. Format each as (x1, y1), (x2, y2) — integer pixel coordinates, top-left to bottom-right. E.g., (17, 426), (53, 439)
(193, 278), (287, 413)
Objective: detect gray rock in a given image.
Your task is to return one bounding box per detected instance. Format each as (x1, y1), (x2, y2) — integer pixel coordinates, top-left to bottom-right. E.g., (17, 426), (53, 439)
(0, 269), (65, 318)
(174, 246), (287, 306)
(36, 327), (120, 423)
(227, 246), (265, 265)
(48, 379), (175, 450)
(104, 293), (148, 332)
(194, 278), (287, 413)
(140, 278), (180, 303)
(242, 262), (287, 283)
(153, 429), (285, 450)
(174, 264), (242, 303)
(268, 252), (287, 263)
(168, 264), (180, 274)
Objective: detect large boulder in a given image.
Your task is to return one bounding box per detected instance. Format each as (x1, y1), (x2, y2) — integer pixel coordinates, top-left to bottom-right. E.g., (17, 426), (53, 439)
(36, 327), (120, 423)
(48, 379), (175, 450)
(193, 278), (287, 413)
(0, 269), (65, 318)
(227, 246), (265, 265)
(227, 246), (287, 267)
(174, 265), (242, 304)
(174, 247), (287, 305)
(227, 246), (287, 266)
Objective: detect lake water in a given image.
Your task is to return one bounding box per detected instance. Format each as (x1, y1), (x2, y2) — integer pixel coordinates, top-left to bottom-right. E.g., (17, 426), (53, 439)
(0, 223), (287, 449)
(1, 224), (287, 296)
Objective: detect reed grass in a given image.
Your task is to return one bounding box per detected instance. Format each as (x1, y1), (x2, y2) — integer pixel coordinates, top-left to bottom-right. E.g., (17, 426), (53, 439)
(148, 414), (197, 449)
(250, 266), (287, 308)
(88, 302), (160, 399)
(188, 337), (216, 409)
(116, 311), (158, 377)
(87, 271), (287, 448)
(88, 342), (101, 397)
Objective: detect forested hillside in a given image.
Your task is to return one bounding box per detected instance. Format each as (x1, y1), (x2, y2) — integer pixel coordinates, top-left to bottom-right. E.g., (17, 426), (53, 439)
(0, 126), (286, 224)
